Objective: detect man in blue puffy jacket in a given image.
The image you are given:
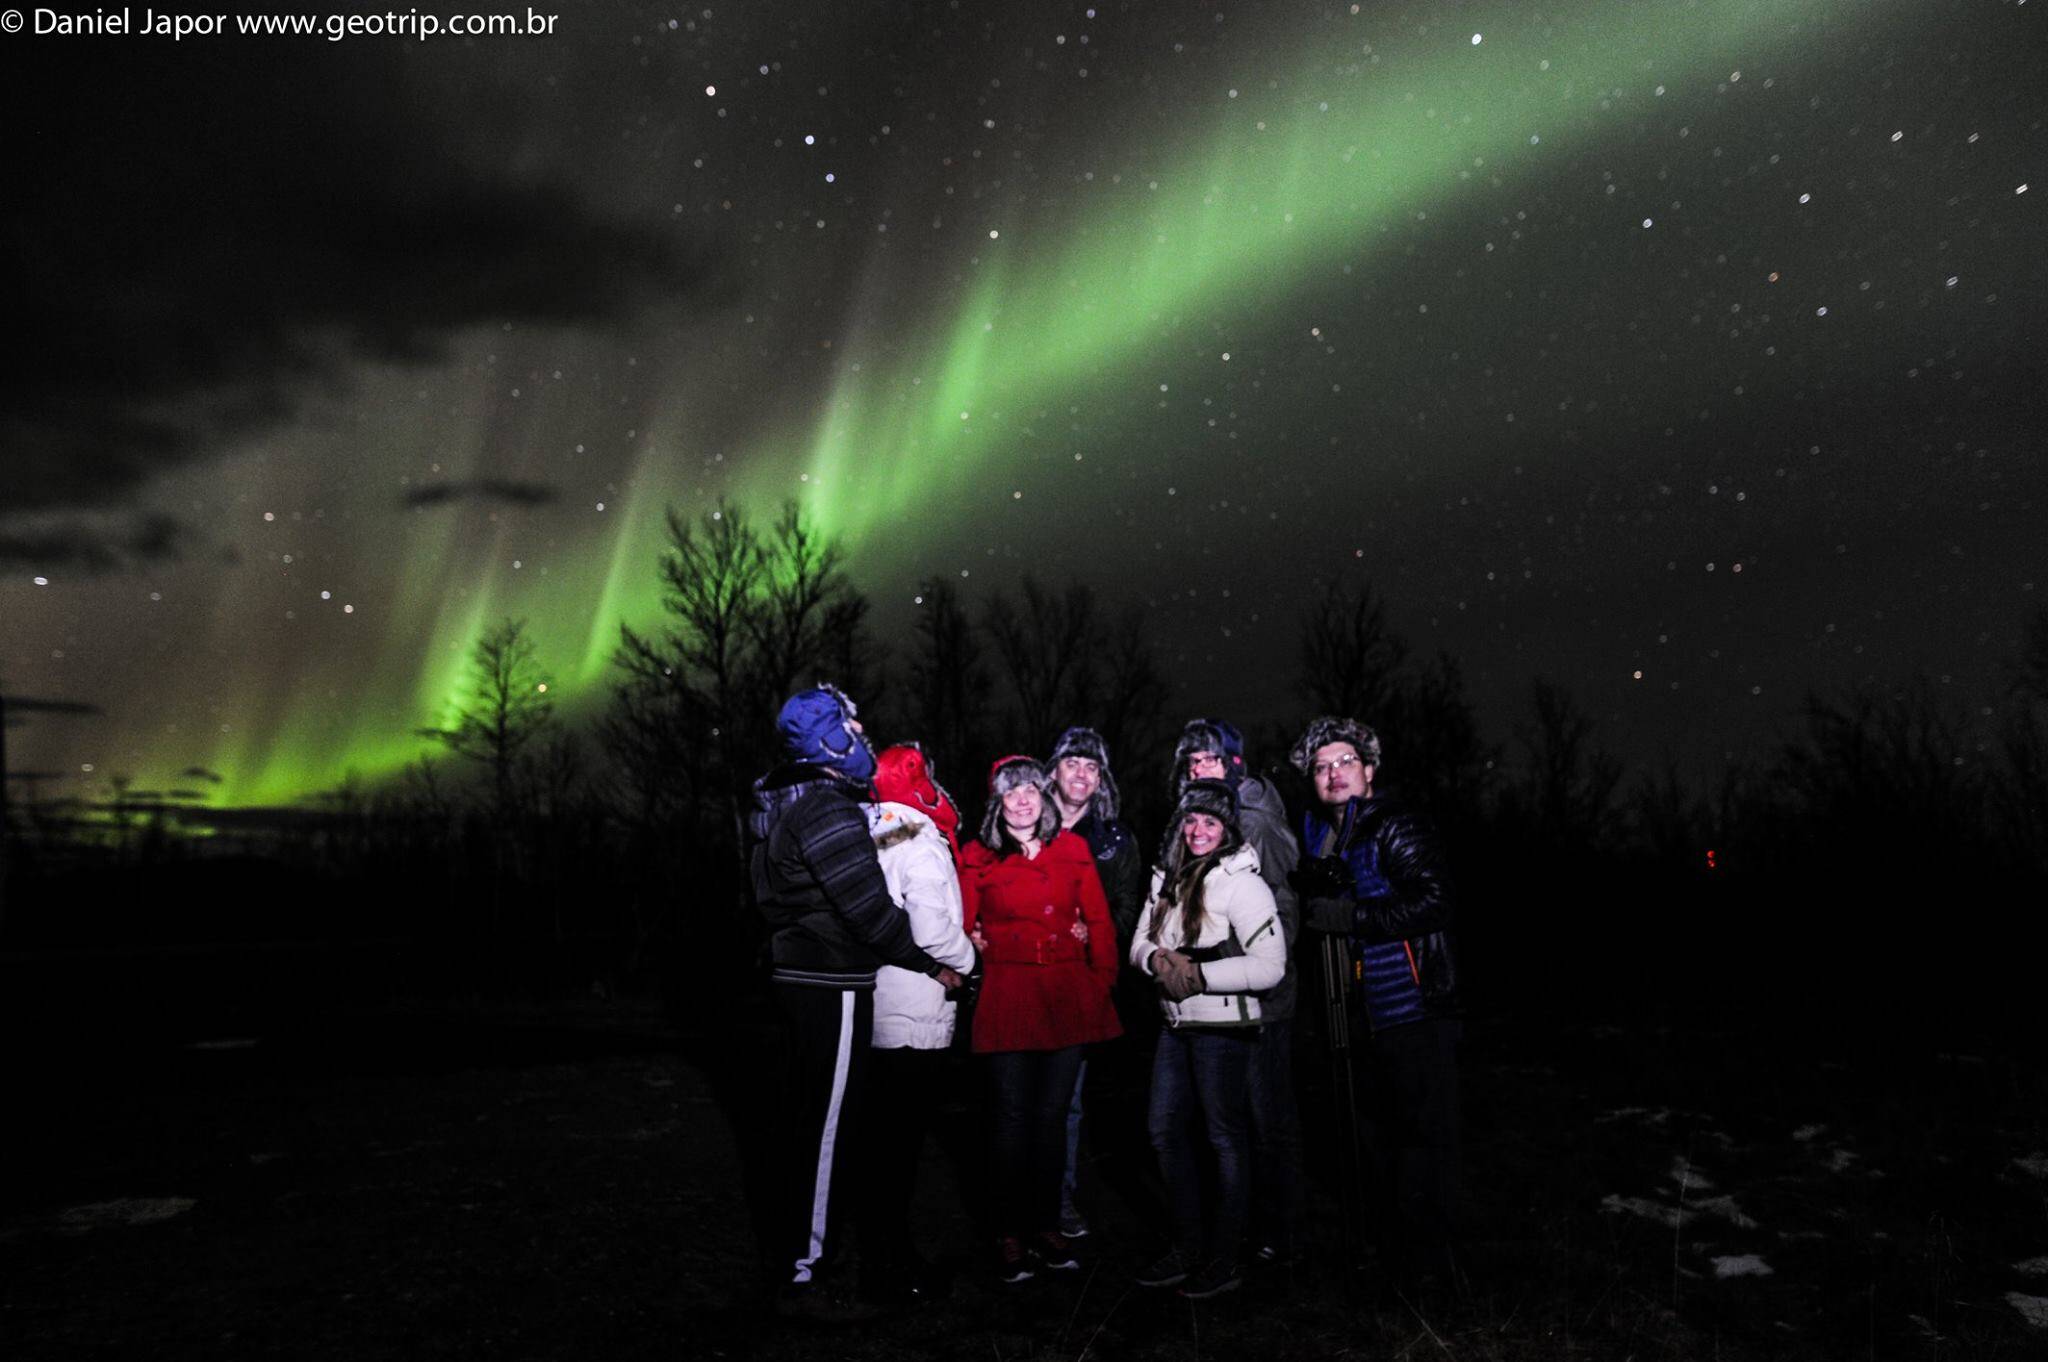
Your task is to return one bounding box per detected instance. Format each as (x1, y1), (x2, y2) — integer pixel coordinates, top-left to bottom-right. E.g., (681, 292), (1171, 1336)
(1289, 715), (1462, 1287)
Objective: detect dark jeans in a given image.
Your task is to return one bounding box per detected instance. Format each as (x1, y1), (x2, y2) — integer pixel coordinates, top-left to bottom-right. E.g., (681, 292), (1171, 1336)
(1077, 1020), (1170, 1228)
(1061, 1057), (1087, 1213)
(986, 1045), (1085, 1236)
(772, 982), (873, 1285)
(1361, 1018), (1462, 1276)
(855, 1045), (948, 1285)
(1148, 1026), (1256, 1269)
(1247, 1015), (1304, 1255)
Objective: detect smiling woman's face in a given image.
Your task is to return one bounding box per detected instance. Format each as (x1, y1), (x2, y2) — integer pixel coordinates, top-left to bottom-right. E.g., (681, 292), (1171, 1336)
(1002, 782), (1043, 830)
(1182, 812), (1226, 857)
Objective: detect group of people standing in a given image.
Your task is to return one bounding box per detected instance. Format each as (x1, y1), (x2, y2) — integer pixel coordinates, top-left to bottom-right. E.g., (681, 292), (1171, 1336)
(746, 685), (1462, 1316)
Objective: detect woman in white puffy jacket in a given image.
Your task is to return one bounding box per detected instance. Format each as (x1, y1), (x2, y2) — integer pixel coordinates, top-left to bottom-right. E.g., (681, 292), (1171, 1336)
(1127, 778), (1285, 1300)
(855, 744), (978, 1305)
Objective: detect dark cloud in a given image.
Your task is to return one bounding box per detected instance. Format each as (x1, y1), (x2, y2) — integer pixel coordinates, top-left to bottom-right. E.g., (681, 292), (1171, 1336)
(0, 514), (188, 572)
(179, 768), (226, 785)
(2, 38), (708, 517)
(402, 480), (561, 510)
(2, 698), (105, 717)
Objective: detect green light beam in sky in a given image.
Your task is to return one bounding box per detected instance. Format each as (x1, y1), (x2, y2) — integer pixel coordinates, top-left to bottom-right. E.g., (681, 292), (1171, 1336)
(767, 0), (1822, 542)
(219, 0), (1856, 805)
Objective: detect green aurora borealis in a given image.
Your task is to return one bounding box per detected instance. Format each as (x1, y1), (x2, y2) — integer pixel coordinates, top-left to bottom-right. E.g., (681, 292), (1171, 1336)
(6, 0), (2025, 807)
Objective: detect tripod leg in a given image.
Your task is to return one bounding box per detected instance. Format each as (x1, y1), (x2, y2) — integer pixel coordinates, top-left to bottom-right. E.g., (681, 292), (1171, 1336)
(1321, 933), (1366, 1269)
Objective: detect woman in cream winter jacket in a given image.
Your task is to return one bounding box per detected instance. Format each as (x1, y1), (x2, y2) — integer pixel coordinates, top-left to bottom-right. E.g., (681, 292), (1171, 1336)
(868, 797), (977, 1046)
(1127, 778), (1285, 1300)
(855, 745), (978, 1305)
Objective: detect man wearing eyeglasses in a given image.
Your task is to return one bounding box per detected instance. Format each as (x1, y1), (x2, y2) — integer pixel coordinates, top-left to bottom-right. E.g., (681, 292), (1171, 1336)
(1288, 715), (1462, 1291)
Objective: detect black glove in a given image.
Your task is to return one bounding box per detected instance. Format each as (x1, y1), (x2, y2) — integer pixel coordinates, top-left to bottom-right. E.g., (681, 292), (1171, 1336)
(945, 960), (983, 1007)
(1288, 855), (1353, 899)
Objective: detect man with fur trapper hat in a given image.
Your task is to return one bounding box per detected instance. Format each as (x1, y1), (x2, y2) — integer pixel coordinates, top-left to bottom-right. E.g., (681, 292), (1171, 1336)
(1289, 714), (1462, 1288)
(1046, 726), (1146, 942)
(747, 684), (965, 1314)
(1171, 718), (1304, 1265)
(1043, 725), (1150, 1239)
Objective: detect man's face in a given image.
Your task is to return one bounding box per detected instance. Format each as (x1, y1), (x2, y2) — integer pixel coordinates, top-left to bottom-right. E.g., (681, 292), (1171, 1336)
(1186, 749), (1227, 783)
(1054, 756), (1100, 810)
(1311, 741), (1372, 806)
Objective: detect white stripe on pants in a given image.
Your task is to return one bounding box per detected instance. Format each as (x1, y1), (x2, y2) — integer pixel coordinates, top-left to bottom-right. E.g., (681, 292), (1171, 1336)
(793, 989), (856, 1284)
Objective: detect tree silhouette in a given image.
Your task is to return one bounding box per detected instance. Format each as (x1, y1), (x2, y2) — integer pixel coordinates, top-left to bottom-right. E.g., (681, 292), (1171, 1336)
(1387, 650), (1495, 830)
(1773, 680), (1983, 869)
(0, 689), (103, 938)
(905, 577), (990, 770)
(606, 498), (871, 853)
(1509, 679), (1623, 852)
(1093, 602), (1172, 776)
(420, 618), (555, 818)
(748, 502), (857, 705)
(1298, 579), (1409, 723)
(981, 577), (1101, 749)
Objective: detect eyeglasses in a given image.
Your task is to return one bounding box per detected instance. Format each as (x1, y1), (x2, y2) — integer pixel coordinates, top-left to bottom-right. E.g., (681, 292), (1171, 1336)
(1311, 753), (1363, 779)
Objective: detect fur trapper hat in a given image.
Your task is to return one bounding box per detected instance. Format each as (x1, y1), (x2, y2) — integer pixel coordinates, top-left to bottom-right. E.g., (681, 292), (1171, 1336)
(979, 754), (1060, 851)
(1288, 715), (1382, 775)
(1160, 776), (1246, 875)
(1171, 717), (1246, 799)
(1046, 725), (1121, 821)
(776, 683), (876, 782)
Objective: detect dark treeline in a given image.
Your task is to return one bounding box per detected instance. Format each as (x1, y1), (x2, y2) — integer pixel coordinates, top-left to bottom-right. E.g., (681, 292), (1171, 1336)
(4, 501), (2044, 1043)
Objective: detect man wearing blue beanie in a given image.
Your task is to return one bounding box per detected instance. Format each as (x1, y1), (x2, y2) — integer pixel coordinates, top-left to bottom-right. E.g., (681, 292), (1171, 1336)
(748, 683), (964, 1315)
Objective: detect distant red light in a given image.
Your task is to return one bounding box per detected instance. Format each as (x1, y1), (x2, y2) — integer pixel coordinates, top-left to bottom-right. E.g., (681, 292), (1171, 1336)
(1705, 848), (1718, 870)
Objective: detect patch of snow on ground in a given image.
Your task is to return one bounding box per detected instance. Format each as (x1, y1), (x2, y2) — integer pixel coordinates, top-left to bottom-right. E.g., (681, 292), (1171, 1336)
(2007, 1293), (2048, 1330)
(1596, 1106), (1671, 1126)
(2013, 1154), (2048, 1179)
(57, 1198), (196, 1233)
(1691, 1194), (1760, 1229)
(1826, 1147), (1860, 1172)
(1601, 1194), (1687, 1227)
(1712, 1254), (1774, 1279)
(2014, 1256), (2048, 1276)
(1670, 1156), (1716, 1190)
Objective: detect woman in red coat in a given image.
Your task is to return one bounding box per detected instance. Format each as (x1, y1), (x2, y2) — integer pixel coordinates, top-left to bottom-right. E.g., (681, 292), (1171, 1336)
(959, 755), (1122, 1283)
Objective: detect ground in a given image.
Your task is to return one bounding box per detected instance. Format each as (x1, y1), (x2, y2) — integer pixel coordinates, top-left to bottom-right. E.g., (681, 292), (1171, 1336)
(3, 991), (2044, 1360)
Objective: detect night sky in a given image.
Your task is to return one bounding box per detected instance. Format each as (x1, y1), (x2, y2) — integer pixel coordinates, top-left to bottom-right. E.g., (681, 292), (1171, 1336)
(3, 0), (2043, 806)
